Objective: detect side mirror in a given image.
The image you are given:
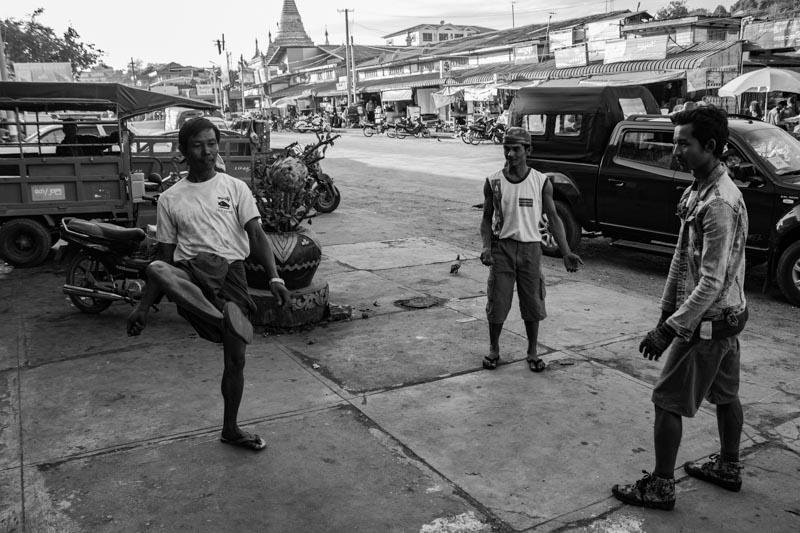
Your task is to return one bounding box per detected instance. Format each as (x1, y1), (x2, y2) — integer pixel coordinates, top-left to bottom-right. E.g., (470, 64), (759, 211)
(734, 163), (761, 183)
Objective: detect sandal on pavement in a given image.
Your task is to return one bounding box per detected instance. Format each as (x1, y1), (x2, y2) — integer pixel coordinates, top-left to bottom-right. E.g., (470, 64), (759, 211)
(220, 432), (267, 451)
(528, 358), (546, 373)
(482, 355), (499, 370)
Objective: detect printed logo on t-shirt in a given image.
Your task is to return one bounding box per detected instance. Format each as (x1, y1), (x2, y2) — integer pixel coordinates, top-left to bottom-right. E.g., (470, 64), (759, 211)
(518, 198), (534, 207)
(217, 196), (232, 212)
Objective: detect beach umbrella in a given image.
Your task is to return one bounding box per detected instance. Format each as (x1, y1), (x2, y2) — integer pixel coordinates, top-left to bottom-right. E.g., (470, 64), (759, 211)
(718, 67), (800, 97)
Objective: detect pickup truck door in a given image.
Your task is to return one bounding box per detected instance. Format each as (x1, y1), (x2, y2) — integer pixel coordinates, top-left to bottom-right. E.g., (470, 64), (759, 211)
(597, 129), (678, 242)
(672, 141), (776, 256)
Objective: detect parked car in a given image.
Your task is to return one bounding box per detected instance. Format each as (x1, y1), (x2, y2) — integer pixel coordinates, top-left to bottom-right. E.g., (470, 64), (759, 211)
(509, 86), (800, 305)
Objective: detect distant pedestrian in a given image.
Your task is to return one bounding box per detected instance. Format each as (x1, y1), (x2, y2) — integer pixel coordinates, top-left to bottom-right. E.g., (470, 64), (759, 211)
(766, 100), (786, 127)
(479, 127), (583, 372)
(612, 105), (749, 510)
(747, 100), (763, 120)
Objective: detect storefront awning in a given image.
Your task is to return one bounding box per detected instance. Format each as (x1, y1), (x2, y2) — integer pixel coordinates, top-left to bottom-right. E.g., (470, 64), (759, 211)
(494, 80), (544, 90)
(381, 88), (413, 101)
(579, 70), (685, 87)
(463, 84), (497, 101)
(272, 97), (297, 107)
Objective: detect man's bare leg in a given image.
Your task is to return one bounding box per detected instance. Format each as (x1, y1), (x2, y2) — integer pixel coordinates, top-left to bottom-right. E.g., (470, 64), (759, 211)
(488, 322), (503, 358)
(221, 332), (248, 441)
(524, 320), (540, 361)
(127, 260), (222, 336)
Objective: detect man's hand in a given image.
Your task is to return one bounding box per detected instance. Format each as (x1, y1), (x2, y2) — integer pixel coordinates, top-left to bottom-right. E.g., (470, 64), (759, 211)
(639, 323), (676, 361)
(563, 252), (583, 273)
(271, 281), (291, 309)
(127, 306), (148, 336)
(480, 246), (494, 266)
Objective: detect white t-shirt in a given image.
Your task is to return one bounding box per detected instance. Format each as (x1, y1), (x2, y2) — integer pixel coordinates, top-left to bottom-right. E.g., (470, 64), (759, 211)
(156, 172), (260, 263)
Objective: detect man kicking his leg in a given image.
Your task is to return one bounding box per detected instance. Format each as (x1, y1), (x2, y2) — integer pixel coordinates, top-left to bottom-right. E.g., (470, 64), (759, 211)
(127, 118), (290, 451)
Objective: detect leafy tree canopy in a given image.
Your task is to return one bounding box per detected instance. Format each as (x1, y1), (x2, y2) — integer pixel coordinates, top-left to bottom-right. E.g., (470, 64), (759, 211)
(729, 0), (797, 17)
(656, 0), (691, 19)
(0, 8), (103, 77)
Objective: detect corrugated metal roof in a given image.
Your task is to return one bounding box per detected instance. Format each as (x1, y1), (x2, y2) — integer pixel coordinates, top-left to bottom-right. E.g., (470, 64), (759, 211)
(517, 40), (738, 79)
(356, 72), (445, 92)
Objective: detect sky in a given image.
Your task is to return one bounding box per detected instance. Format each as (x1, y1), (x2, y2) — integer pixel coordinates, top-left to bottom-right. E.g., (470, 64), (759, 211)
(6, 0), (736, 71)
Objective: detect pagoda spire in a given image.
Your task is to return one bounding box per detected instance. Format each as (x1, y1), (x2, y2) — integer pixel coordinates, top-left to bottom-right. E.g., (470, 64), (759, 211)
(274, 0), (314, 47)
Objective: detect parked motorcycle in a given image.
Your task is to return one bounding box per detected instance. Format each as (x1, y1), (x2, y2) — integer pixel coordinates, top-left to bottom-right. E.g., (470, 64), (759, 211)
(361, 121), (391, 137)
(275, 132), (342, 213)
(467, 119), (505, 145)
(392, 116), (431, 139)
(295, 113), (331, 134)
(60, 215), (157, 314)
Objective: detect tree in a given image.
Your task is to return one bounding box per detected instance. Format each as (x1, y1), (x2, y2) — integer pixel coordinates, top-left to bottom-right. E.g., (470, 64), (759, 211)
(656, 0), (691, 19)
(730, 0), (798, 17)
(0, 8), (103, 77)
(712, 5), (731, 16)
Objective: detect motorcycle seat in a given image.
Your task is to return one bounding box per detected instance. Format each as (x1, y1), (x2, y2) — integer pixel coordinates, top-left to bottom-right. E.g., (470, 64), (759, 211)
(67, 218), (146, 242)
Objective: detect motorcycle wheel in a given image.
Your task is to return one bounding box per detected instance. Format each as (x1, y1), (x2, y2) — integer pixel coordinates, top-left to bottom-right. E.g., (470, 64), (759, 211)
(314, 178), (341, 213)
(396, 128), (408, 139)
(492, 131), (503, 144)
(468, 130), (482, 145)
(420, 128), (431, 139)
(386, 126), (397, 138)
(66, 252), (114, 313)
(363, 126), (375, 137)
(460, 131), (470, 144)
(296, 124), (309, 133)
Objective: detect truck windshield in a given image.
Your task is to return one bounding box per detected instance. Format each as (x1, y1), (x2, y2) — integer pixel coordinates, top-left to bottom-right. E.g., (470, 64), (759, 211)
(741, 127), (800, 176)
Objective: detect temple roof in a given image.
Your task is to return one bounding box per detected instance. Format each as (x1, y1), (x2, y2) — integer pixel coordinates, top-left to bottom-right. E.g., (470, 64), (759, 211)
(274, 0), (315, 47)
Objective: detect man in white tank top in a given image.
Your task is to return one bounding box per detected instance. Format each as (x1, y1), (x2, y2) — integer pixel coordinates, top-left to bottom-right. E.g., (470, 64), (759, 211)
(479, 127), (583, 372)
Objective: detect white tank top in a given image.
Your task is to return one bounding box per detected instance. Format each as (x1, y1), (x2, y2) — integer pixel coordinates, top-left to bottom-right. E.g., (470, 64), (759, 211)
(488, 168), (547, 242)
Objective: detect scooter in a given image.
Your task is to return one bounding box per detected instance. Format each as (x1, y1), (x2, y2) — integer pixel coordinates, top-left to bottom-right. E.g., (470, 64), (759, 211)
(279, 133), (342, 213)
(60, 215), (158, 314)
(60, 175), (168, 314)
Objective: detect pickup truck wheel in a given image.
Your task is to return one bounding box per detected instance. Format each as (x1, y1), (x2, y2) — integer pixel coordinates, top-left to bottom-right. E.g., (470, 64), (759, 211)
(776, 241), (800, 306)
(0, 218), (53, 267)
(539, 201), (581, 258)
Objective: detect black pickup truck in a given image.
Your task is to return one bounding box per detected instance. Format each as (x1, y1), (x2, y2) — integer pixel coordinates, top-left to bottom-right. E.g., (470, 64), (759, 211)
(509, 86), (800, 306)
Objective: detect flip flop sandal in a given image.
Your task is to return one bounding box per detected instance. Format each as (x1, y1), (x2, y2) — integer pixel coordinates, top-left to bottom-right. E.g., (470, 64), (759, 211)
(220, 433), (267, 451)
(528, 359), (546, 373)
(482, 356), (499, 370)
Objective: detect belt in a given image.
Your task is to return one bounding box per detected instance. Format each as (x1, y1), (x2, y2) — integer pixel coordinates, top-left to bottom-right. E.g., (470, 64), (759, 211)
(692, 307), (748, 340)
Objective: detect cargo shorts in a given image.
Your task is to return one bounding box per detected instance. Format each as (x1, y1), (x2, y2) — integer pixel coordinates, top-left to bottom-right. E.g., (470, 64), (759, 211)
(485, 238), (547, 324)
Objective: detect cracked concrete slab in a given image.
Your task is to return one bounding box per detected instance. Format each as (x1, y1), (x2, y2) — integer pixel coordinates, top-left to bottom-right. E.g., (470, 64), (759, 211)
(22, 406), (486, 533)
(0, 468), (22, 533)
(359, 358), (744, 532)
(324, 269), (429, 318)
(375, 259), (489, 301)
(549, 445), (800, 532)
(19, 338), (343, 465)
(324, 237), (480, 271)
(0, 371), (19, 470)
(446, 279), (657, 351)
(306, 208), (424, 245)
(276, 306), (526, 394)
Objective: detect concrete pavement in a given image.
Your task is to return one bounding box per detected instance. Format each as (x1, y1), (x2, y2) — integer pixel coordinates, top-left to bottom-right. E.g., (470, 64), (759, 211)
(2, 205), (800, 532)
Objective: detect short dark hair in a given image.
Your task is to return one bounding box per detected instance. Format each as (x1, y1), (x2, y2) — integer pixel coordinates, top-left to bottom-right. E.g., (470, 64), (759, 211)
(178, 117), (220, 152)
(671, 105), (728, 158)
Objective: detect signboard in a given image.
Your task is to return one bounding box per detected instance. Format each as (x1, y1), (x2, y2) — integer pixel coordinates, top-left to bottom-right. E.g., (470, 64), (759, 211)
(514, 45), (539, 65)
(440, 60), (451, 78)
(30, 184), (65, 202)
(743, 19), (800, 49)
(13, 62), (73, 82)
(555, 43), (588, 69)
(195, 84), (215, 96)
(604, 36), (669, 64)
(549, 29), (574, 51)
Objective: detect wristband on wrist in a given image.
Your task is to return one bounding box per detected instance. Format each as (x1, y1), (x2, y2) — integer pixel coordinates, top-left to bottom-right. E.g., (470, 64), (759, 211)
(269, 277), (285, 285)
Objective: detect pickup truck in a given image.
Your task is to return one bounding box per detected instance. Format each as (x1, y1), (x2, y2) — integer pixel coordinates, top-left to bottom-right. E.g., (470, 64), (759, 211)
(509, 86), (800, 306)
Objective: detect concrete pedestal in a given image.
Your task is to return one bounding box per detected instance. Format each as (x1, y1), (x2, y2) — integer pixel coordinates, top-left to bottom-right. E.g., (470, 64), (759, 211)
(249, 279), (329, 328)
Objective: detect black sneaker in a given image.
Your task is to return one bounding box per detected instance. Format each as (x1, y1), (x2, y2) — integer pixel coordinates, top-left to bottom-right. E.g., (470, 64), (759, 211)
(684, 454), (742, 492)
(612, 471), (676, 510)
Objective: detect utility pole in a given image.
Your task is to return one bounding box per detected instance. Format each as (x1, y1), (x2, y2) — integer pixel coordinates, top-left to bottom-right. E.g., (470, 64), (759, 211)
(129, 57), (136, 85)
(0, 27), (14, 142)
(338, 9), (354, 106)
(350, 35), (357, 104)
(511, 2), (517, 29)
(240, 54), (246, 114)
